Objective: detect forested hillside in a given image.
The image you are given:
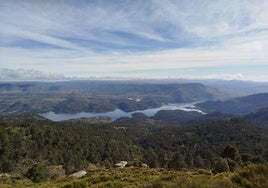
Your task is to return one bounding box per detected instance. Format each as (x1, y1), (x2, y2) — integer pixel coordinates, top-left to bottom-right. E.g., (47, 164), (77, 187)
(1, 83), (268, 187)
(0, 115), (267, 175)
(245, 107), (268, 127)
(0, 81), (222, 115)
(196, 93), (268, 115)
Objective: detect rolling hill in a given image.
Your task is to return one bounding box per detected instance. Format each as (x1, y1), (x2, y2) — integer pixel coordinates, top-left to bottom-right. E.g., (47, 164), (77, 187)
(0, 81), (222, 115)
(245, 107), (268, 127)
(196, 93), (268, 115)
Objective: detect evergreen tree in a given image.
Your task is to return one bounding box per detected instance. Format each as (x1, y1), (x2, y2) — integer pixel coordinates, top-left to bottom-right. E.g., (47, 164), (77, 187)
(212, 157), (230, 174)
(168, 153), (186, 170)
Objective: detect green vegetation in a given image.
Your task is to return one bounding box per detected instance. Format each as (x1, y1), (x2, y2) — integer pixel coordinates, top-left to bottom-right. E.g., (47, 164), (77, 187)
(0, 81), (268, 187)
(0, 164), (267, 187)
(0, 81), (221, 115)
(0, 115), (267, 175)
(196, 93), (268, 115)
(152, 110), (233, 125)
(26, 163), (50, 183)
(245, 107), (268, 127)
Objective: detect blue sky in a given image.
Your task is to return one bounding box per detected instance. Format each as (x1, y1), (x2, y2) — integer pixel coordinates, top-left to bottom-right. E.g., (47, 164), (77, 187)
(0, 0), (268, 81)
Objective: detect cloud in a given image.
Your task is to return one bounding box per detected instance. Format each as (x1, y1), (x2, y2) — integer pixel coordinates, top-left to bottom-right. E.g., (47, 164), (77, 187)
(0, 0), (268, 81)
(0, 68), (68, 81)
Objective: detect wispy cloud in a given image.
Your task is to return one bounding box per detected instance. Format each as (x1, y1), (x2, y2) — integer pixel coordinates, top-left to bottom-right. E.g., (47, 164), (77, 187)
(0, 0), (268, 81)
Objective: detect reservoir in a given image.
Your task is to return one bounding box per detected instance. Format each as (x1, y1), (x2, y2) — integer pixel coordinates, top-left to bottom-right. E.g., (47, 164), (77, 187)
(39, 102), (205, 122)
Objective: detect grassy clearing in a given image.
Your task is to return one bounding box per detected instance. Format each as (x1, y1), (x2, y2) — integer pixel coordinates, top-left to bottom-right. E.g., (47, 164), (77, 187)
(1, 164), (267, 188)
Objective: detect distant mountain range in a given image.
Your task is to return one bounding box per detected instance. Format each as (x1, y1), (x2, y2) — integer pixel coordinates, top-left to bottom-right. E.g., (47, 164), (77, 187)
(0, 81), (222, 115)
(2, 68), (268, 98)
(1, 80), (268, 119)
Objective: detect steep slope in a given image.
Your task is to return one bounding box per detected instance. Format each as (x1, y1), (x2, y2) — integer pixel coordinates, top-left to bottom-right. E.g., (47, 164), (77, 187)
(245, 107), (268, 127)
(196, 93), (268, 115)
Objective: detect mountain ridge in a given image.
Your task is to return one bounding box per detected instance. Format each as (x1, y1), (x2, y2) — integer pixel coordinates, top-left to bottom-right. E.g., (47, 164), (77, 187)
(0, 81), (222, 115)
(196, 93), (268, 115)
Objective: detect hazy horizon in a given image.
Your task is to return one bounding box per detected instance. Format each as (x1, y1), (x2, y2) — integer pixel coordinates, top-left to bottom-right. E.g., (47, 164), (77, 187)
(1, 1), (268, 81)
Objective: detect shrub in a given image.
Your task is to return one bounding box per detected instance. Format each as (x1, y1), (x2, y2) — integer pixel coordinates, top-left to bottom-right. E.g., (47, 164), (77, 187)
(26, 163), (49, 183)
(221, 145), (241, 164)
(212, 157), (230, 174)
(1, 160), (14, 173)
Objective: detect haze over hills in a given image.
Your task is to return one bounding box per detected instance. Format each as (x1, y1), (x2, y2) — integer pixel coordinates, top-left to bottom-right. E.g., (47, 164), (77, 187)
(169, 79), (268, 97)
(0, 81), (221, 116)
(2, 68), (268, 98)
(1, 81), (268, 123)
(196, 93), (268, 115)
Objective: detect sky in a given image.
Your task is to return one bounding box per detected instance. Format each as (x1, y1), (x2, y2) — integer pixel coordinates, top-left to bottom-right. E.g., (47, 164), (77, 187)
(0, 0), (268, 81)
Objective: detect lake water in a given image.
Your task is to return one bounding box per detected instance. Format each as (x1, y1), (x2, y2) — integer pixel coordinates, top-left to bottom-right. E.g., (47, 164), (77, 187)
(39, 102), (205, 122)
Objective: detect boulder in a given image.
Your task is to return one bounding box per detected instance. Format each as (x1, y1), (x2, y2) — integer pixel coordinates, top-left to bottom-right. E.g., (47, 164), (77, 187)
(70, 170), (87, 178)
(114, 161), (128, 168)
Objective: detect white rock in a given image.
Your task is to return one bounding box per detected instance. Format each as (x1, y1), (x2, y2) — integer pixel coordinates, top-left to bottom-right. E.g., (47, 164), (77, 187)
(70, 170), (87, 178)
(115, 161), (128, 168)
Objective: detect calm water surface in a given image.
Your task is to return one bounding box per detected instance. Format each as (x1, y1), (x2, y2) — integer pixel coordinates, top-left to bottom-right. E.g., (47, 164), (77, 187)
(39, 102), (205, 122)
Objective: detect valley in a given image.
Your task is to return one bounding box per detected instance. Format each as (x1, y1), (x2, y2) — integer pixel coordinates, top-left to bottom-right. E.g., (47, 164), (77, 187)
(0, 81), (221, 116)
(0, 80), (268, 187)
(39, 102), (203, 121)
(2, 1), (268, 187)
